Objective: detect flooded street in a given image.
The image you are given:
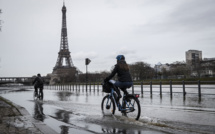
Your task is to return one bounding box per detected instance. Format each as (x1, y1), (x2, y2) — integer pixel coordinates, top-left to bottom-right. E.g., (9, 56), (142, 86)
(0, 87), (215, 134)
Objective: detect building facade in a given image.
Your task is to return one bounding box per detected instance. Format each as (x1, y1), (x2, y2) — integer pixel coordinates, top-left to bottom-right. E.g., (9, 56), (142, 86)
(186, 50), (202, 65)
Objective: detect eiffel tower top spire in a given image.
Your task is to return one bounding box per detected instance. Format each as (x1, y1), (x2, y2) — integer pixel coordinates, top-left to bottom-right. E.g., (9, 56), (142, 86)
(62, 0), (66, 11)
(53, 2), (74, 70)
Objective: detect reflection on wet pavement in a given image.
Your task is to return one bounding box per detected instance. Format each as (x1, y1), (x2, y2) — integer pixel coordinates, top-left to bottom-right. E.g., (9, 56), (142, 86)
(33, 100), (45, 121)
(51, 109), (73, 123)
(60, 125), (69, 134)
(56, 91), (73, 101)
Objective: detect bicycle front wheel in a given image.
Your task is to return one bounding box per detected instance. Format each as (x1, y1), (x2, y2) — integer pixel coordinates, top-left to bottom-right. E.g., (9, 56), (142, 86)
(33, 92), (37, 100)
(101, 95), (115, 115)
(122, 95), (141, 120)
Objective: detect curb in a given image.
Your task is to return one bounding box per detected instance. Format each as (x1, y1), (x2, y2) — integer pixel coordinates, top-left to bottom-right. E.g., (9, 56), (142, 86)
(0, 96), (58, 134)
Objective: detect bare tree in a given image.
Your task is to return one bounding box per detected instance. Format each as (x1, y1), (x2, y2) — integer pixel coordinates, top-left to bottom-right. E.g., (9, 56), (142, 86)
(129, 62), (155, 81)
(168, 61), (190, 78)
(77, 71), (110, 83)
(161, 68), (170, 79)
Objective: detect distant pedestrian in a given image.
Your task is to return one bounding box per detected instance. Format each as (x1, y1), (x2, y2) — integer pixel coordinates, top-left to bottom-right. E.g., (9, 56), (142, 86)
(104, 55), (133, 104)
(33, 73), (44, 99)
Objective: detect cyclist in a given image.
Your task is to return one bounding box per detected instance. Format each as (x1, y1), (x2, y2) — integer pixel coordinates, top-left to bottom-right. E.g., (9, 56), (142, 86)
(104, 55), (133, 104)
(33, 73), (44, 99)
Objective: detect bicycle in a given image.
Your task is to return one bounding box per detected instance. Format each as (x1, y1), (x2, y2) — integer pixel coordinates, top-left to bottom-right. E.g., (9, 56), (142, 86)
(33, 88), (43, 100)
(101, 80), (141, 120)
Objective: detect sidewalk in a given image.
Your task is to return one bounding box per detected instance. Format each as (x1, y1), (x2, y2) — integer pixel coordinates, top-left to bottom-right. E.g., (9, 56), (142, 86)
(0, 96), (58, 134)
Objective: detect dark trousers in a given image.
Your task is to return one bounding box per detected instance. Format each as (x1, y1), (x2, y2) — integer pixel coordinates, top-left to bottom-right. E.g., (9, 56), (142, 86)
(114, 81), (133, 101)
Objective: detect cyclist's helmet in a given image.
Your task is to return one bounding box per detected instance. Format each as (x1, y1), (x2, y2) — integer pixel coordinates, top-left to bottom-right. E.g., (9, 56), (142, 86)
(116, 55), (125, 61)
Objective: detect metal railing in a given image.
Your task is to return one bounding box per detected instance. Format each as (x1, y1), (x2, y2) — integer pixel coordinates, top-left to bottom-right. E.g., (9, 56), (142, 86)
(43, 81), (215, 98)
(1, 80), (214, 98)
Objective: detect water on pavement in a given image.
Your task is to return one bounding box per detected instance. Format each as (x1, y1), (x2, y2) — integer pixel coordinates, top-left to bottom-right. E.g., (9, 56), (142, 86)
(0, 87), (215, 134)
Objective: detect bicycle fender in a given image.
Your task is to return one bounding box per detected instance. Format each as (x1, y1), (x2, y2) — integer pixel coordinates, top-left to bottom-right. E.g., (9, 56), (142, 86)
(126, 94), (140, 102)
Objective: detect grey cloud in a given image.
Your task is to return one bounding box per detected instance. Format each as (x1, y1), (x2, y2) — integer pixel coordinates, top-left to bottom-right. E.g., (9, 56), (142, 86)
(73, 51), (98, 61)
(168, 0), (215, 32)
(134, 0), (215, 35)
(1, 0), (215, 76)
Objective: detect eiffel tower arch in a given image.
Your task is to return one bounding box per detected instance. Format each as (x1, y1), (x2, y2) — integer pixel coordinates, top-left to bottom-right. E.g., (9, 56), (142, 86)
(50, 2), (78, 84)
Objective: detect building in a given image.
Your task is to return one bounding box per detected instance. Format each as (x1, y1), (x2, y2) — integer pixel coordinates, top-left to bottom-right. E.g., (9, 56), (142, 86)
(154, 62), (171, 79)
(152, 50), (214, 79)
(201, 58), (215, 77)
(154, 62), (170, 73)
(204, 58), (215, 61)
(186, 50), (202, 65)
(185, 50), (215, 77)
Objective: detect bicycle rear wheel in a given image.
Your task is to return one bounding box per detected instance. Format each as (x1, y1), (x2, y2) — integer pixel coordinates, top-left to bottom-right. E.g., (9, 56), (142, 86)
(38, 93), (42, 100)
(38, 91), (43, 100)
(122, 95), (141, 120)
(101, 95), (115, 115)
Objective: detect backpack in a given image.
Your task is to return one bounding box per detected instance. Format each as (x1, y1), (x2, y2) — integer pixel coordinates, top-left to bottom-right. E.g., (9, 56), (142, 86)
(37, 77), (43, 85)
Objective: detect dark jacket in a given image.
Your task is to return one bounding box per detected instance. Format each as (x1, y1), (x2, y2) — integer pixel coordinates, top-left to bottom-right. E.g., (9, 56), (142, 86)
(33, 76), (44, 88)
(105, 61), (132, 82)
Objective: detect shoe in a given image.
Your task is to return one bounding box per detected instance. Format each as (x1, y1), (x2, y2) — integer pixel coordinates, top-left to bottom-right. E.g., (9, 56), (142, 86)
(121, 111), (127, 116)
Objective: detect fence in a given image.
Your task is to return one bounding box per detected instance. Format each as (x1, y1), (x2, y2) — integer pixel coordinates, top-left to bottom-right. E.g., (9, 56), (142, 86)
(1, 81), (214, 98)
(44, 83), (101, 92)
(42, 81), (215, 98)
(135, 80), (215, 97)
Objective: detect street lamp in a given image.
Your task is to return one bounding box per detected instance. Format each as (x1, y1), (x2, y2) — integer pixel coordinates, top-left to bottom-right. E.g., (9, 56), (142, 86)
(85, 58), (91, 91)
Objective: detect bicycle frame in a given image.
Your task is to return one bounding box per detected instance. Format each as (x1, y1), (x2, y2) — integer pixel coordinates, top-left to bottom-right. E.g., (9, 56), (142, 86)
(107, 88), (136, 112)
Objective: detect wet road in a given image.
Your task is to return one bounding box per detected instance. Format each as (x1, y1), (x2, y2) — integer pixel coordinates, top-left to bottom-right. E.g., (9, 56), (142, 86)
(1, 87), (215, 134)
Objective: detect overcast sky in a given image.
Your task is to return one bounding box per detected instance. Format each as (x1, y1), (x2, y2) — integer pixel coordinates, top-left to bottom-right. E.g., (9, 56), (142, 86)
(0, 0), (215, 77)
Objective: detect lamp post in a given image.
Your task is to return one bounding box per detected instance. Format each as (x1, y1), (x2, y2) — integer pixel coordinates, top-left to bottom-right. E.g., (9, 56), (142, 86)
(85, 58), (91, 91)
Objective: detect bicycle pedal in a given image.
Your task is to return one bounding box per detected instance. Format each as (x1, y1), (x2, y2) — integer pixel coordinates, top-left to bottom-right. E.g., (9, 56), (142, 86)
(125, 108), (135, 113)
(106, 105), (110, 109)
(130, 108), (135, 112)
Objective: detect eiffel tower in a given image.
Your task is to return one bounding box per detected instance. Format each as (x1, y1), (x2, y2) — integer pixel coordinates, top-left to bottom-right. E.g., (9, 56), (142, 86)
(50, 2), (77, 84)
